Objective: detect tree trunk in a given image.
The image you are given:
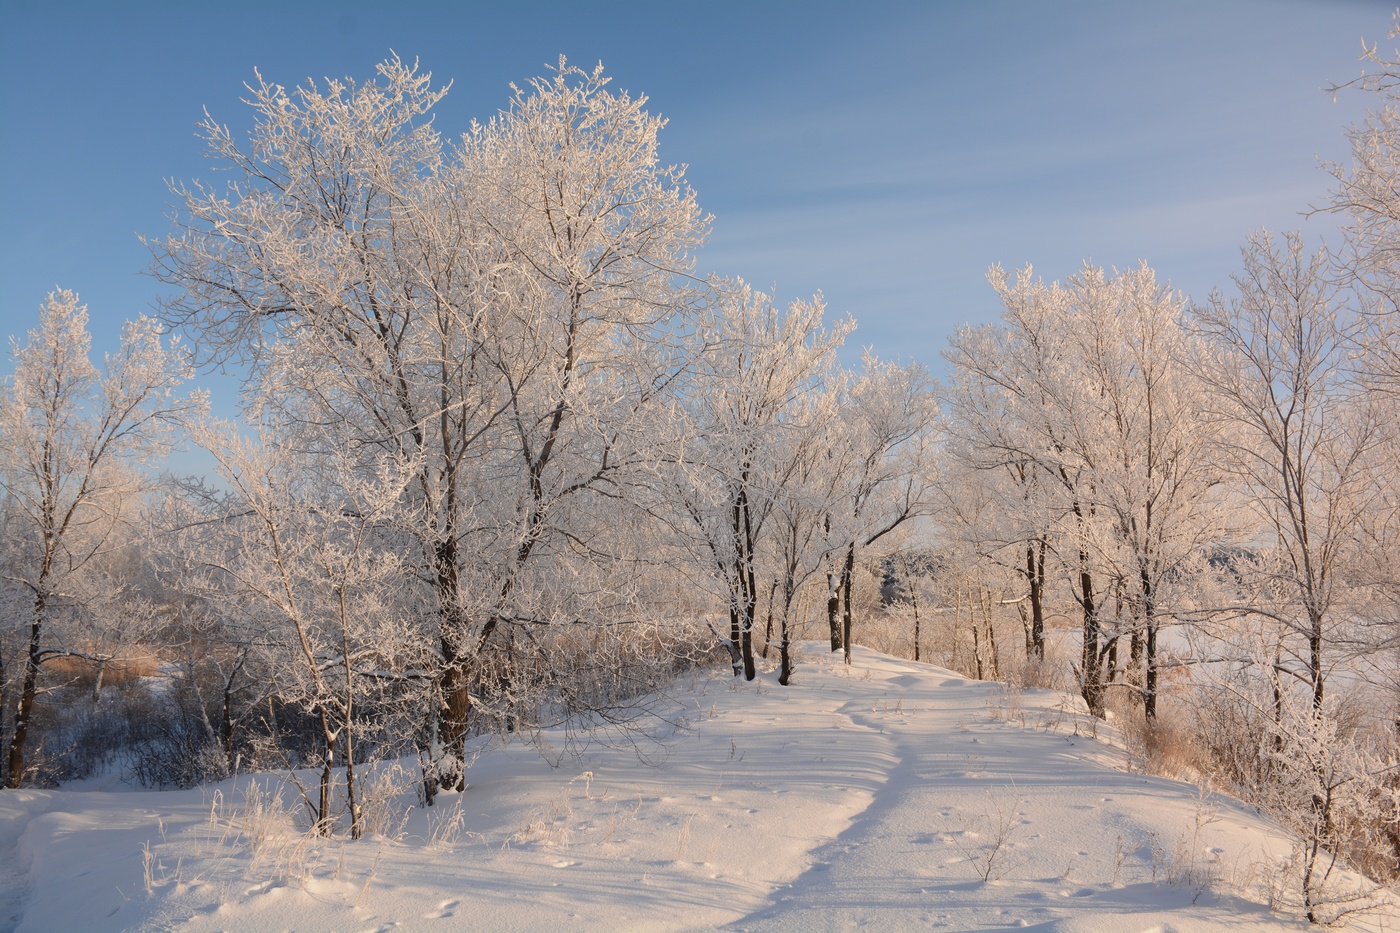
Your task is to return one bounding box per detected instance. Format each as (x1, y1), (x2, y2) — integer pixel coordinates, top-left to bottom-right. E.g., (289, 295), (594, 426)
(733, 485), (758, 681)
(827, 569), (841, 652)
(1309, 613), (1325, 712)
(909, 577), (921, 663)
(971, 595), (985, 680)
(724, 604), (744, 675)
(430, 537), (472, 800)
(740, 596), (757, 682)
(778, 596), (794, 687)
(982, 589), (1000, 680)
(1026, 540), (1046, 661)
(6, 593), (46, 789)
(761, 579), (777, 660)
(1078, 558), (1104, 717)
(315, 706), (337, 836)
(1141, 567), (1158, 720)
(841, 544), (856, 665)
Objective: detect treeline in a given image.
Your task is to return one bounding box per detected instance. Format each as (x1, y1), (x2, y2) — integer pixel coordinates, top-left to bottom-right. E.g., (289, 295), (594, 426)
(924, 25), (1400, 915)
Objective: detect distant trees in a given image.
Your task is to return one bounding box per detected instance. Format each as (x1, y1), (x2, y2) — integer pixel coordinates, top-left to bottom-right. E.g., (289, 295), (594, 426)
(663, 283), (856, 683)
(0, 291), (201, 788)
(825, 357), (940, 663)
(942, 263), (1221, 718)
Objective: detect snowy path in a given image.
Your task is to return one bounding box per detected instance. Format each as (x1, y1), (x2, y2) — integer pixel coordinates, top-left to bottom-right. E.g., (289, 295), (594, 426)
(727, 654), (1305, 931)
(1, 645), (1387, 931)
(0, 789), (54, 932)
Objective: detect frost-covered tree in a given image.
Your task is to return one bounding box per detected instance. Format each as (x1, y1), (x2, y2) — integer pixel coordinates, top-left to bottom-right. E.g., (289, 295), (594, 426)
(148, 57), (708, 799)
(939, 340), (1056, 664)
(665, 282), (851, 682)
(945, 267), (1115, 713)
(0, 290), (201, 787)
(1062, 265), (1223, 718)
(197, 425), (423, 837)
(1322, 15), (1400, 725)
(1324, 13), (1400, 323)
(1193, 231), (1380, 713)
(824, 356), (940, 663)
(945, 263), (1222, 717)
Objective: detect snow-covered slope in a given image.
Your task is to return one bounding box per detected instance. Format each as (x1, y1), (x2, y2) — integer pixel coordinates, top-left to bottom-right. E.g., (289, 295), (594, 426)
(1, 645), (1390, 932)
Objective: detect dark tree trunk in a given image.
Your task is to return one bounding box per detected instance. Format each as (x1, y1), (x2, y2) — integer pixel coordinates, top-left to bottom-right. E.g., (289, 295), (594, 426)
(732, 484), (758, 682)
(725, 605), (744, 675)
(909, 574), (921, 663)
(429, 537), (473, 801)
(841, 544), (856, 665)
(1078, 558), (1104, 717)
(1028, 540), (1046, 661)
(1309, 615), (1324, 712)
(778, 602), (793, 686)
(827, 569), (841, 652)
(6, 593), (46, 789)
(220, 649), (248, 773)
(1141, 567), (1158, 720)
(983, 590), (1000, 680)
(740, 593), (757, 682)
(971, 594), (985, 681)
(1145, 620), (1158, 721)
(762, 579), (777, 660)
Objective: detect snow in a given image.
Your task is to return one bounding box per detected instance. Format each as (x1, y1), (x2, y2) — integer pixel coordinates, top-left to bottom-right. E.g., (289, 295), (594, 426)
(1, 644), (1392, 932)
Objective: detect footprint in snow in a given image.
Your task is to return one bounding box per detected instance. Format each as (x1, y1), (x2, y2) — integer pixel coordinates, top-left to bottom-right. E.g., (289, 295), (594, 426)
(424, 899), (458, 919)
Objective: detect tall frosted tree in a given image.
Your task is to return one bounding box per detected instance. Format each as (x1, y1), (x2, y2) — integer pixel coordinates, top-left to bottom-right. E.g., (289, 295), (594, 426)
(149, 57), (708, 799)
(1194, 231), (1379, 713)
(0, 291), (200, 787)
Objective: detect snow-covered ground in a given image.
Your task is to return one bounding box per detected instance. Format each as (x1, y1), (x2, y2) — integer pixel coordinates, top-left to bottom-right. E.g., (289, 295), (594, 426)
(1, 644), (1393, 932)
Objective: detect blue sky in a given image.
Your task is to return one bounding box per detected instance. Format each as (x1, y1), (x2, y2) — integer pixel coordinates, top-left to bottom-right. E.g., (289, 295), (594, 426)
(1, 0), (1393, 388)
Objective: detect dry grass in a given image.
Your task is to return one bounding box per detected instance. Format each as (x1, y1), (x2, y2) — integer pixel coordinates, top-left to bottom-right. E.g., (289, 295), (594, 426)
(45, 653), (160, 689)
